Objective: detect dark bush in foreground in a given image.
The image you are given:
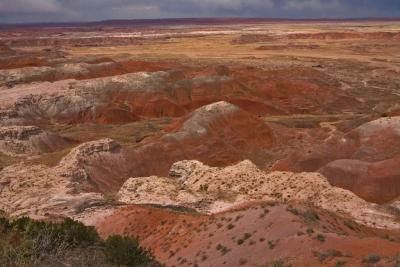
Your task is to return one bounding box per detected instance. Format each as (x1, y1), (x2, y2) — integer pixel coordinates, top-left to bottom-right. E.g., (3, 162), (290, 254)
(105, 235), (154, 266)
(0, 214), (158, 267)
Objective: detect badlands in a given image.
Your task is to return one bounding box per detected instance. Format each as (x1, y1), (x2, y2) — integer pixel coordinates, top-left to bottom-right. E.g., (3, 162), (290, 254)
(1, 18), (400, 266)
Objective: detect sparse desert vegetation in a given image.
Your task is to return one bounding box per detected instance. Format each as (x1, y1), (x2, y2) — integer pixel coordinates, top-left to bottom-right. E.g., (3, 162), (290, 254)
(0, 214), (158, 267)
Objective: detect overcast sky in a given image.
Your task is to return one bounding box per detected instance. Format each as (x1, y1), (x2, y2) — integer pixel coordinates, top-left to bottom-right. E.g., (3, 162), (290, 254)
(0, 0), (399, 24)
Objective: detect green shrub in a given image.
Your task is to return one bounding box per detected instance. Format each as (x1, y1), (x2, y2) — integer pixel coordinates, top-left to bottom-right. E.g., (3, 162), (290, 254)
(0, 216), (159, 267)
(269, 259), (285, 267)
(316, 234), (326, 243)
(105, 235), (153, 266)
(58, 218), (99, 247)
(0, 216), (102, 267)
(363, 253), (381, 263)
(12, 217), (99, 250)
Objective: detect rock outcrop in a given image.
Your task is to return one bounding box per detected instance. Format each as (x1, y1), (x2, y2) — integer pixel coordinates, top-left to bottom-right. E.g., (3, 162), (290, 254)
(0, 125), (71, 156)
(0, 138), (120, 219)
(118, 160), (400, 229)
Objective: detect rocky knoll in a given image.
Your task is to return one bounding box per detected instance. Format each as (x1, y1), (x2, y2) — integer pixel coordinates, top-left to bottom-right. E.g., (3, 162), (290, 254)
(274, 116), (400, 203)
(58, 138), (121, 184)
(118, 160), (399, 230)
(0, 138), (119, 219)
(0, 125), (71, 156)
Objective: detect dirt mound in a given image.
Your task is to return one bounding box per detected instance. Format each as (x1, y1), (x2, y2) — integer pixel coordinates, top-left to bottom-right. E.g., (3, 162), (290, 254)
(274, 116), (400, 203)
(320, 157), (400, 204)
(97, 203), (400, 267)
(0, 126), (71, 156)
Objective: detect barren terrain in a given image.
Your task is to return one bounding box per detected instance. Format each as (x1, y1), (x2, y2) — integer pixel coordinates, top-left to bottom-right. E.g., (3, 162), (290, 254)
(1, 18), (400, 266)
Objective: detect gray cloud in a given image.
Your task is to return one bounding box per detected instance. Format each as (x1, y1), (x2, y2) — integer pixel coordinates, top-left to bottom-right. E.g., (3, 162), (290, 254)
(0, 0), (399, 23)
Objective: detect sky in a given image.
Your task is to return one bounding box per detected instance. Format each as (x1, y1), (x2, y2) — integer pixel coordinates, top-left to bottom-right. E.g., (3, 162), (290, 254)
(0, 0), (399, 24)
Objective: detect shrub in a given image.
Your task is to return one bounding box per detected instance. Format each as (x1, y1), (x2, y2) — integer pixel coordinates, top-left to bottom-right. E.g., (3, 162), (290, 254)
(105, 235), (153, 266)
(269, 259), (285, 267)
(221, 246), (230, 255)
(227, 223), (235, 230)
(1, 216), (158, 267)
(363, 253), (381, 263)
(314, 250), (343, 263)
(15, 217), (99, 250)
(316, 234), (326, 243)
(286, 206), (299, 215)
(344, 220), (355, 230)
(268, 240), (276, 249)
(0, 216), (101, 267)
(239, 258), (247, 265)
(302, 210), (320, 222)
(58, 218), (99, 247)
(306, 227), (314, 235)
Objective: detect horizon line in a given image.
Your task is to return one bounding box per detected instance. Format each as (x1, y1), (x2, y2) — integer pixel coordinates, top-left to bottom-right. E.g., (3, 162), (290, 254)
(1, 16), (400, 27)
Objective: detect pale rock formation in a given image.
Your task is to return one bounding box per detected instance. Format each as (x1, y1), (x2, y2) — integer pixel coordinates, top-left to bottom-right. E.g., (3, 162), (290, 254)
(0, 138), (120, 219)
(0, 125), (70, 156)
(118, 160), (400, 229)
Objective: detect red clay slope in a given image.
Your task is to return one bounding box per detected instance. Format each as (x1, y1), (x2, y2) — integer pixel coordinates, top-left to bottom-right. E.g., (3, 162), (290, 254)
(274, 117), (400, 203)
(97, 203), (400, 267)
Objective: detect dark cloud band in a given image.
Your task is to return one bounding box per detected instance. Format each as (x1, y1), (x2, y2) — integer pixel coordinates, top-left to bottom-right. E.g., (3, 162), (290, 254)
(0, 0), (399, 23)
